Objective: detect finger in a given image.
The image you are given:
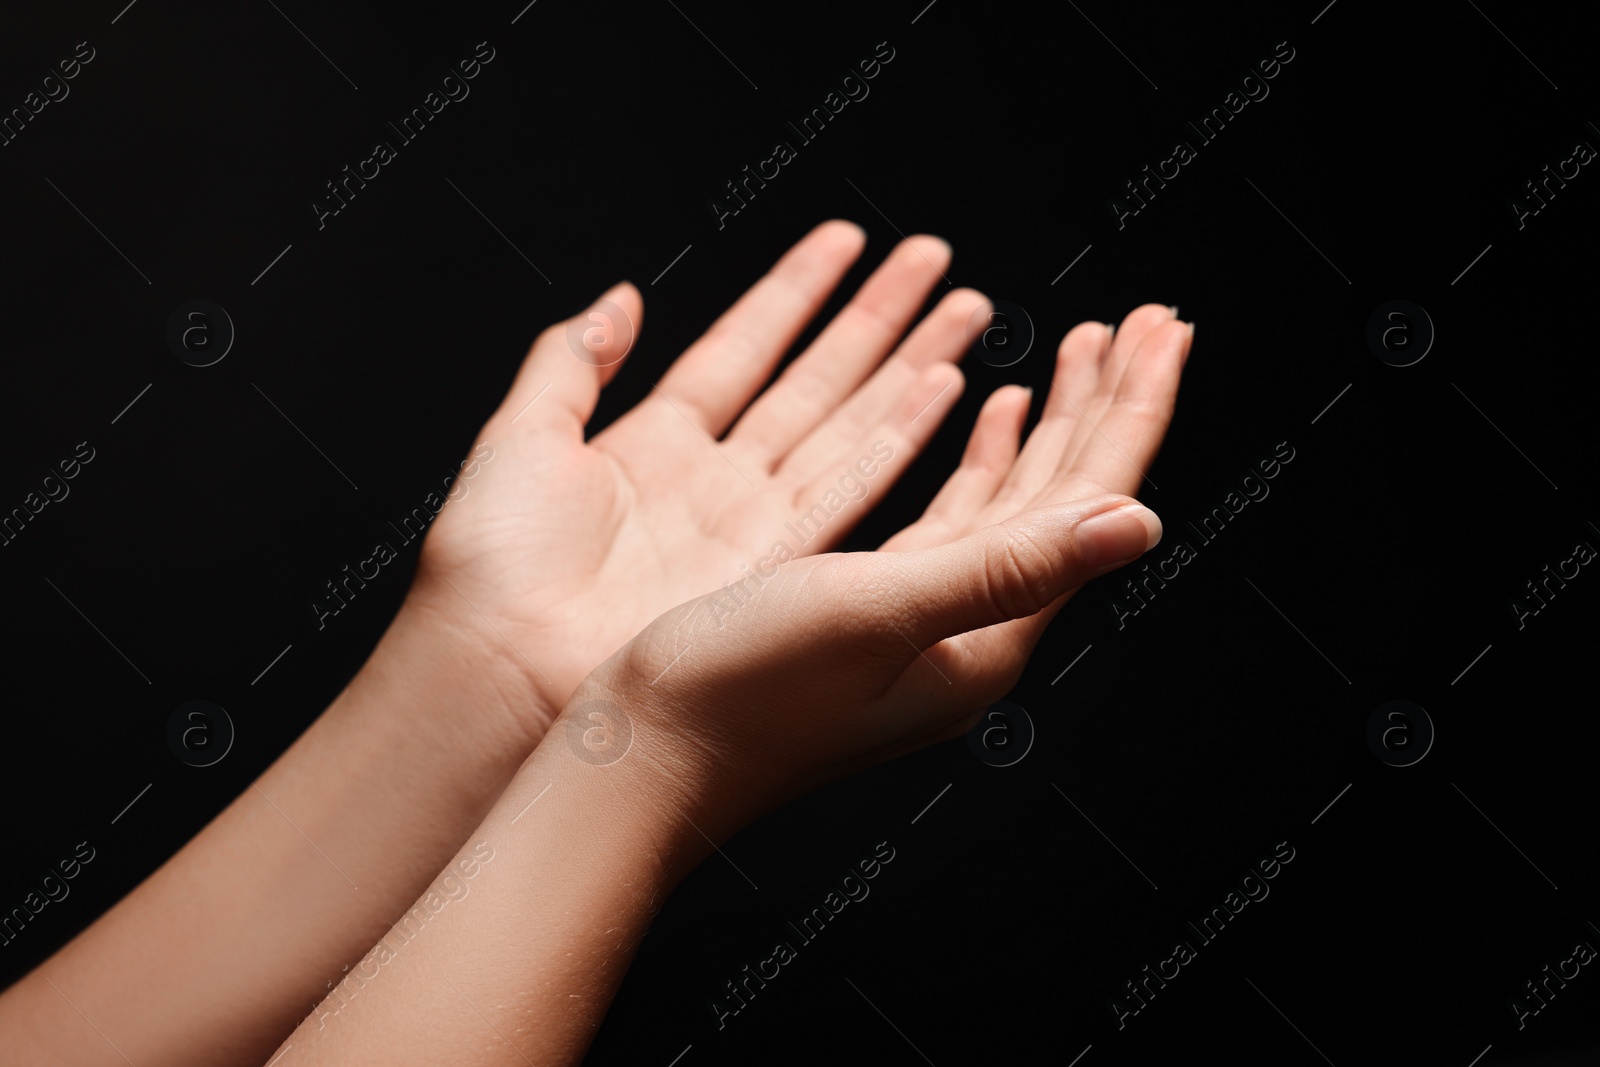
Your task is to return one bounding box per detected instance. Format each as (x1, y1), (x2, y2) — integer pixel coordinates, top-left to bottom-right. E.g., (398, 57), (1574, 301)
(990, 320), (1112, 509)
(492, 281), (643, 436)
(652, 220), (866, 436)
(847, 499), (1161, 717)
(777, 287), (990, 481)
(886, 613), (1048, 743)
(908, 645), (1041, 747)
(785, 362), (966, 551)
(907, 315), (1189, 706)
(841, 592), (1071, 751)
(1047, 318), (1192, 499)
(882, 384), (1031, 551)
(1105, 303), (1178, 384)
(872, 496), (1162, 653)
(1049, 303), (1176, 477)
(921, 599), (1071, 708)
(725, 236), (953, 467)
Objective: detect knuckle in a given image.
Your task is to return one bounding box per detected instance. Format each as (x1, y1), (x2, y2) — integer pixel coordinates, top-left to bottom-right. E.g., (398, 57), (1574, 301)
(1113, 394), (1172, 427)
(981, 526), (1060, 619)
(614, 604), (706, 694)
(989, 481), (1030, 513)
(616, 635), (672, 692)
(782, 365), (835, 410)
(704, 323), (761, 365)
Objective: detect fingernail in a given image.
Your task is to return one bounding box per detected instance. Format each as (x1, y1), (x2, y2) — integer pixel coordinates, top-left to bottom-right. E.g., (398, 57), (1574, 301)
(1167, 305), (1179, 318)
(1078, 503), (1162, 569)
(1187, 321), (1195, 340)
(1104, 322), (1117, 339)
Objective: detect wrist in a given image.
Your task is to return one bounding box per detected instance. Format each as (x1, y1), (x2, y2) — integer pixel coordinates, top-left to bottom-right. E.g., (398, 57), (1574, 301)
(537, 675), (780, 895)
(384, 576), (563, 755)
(336, 591), (559, 786)
(532, 678), (749, 891)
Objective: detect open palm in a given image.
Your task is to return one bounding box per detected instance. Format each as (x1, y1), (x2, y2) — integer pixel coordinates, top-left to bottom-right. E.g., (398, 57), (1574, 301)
(558, 302), (1195, 829)
(407, 221), (988, 737)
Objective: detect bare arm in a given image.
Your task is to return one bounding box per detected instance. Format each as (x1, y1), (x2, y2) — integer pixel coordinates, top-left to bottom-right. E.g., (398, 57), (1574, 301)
(275, 306), (1191, 1066)
(276, 720), (710, 1066)
(0, 603), (549, 1066)
(0, 221), (983, 1067)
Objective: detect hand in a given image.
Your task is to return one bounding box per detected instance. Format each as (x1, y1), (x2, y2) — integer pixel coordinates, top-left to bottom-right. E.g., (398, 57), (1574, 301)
(219, 308), (1190, 1067)
(563, 306), (1193, 848)
(406, 220), (991, 746)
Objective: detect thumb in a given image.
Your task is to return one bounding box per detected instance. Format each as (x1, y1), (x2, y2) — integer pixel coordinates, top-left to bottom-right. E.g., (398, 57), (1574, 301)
(495, 281), (643, 434)
(870, 495), (1162, 651)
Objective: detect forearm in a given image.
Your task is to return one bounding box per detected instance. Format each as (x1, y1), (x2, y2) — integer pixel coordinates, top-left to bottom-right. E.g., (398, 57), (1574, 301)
(0, 601), (552, 1067)
(277, 693), (711, 1066)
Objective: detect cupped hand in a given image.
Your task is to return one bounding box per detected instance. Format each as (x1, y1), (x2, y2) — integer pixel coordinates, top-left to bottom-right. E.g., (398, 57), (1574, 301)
(406, 220), (991, 744)
(564, 305), (1193, 838)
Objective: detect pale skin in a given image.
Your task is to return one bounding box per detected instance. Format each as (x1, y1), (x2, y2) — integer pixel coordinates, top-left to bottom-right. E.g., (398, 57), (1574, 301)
(0, 219), (1192, 1066)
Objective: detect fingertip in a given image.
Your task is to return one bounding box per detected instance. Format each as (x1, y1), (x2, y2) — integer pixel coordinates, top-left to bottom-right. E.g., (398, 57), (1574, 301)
(1058, 317), (1111, 357)
(585, 279), (642, 318)
(993, 383), (1032, 419)
(1075, 499), (1162, 569)
(904, 360), (964, 423)
(597, 279), (643, 321)
(927, 357), (965, 392)
(1147, 316), (1194, 359)
(1100, 304), (1185, 373)
(820, 217), (866, 239)
(941, 287), (991, 346)
(985, 384), (1032, 449)
(945, 285), (989, 314)
(971, 385), (1029, 437)
(1122, 303), (1174, 324)
(904, 233), (953, 271)
(812, 218), (868, 254)
(567, 281), (641, 375)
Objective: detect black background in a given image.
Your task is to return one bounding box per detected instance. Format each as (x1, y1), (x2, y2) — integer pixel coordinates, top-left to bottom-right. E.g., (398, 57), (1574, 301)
(2, 1), (1597, 1063)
